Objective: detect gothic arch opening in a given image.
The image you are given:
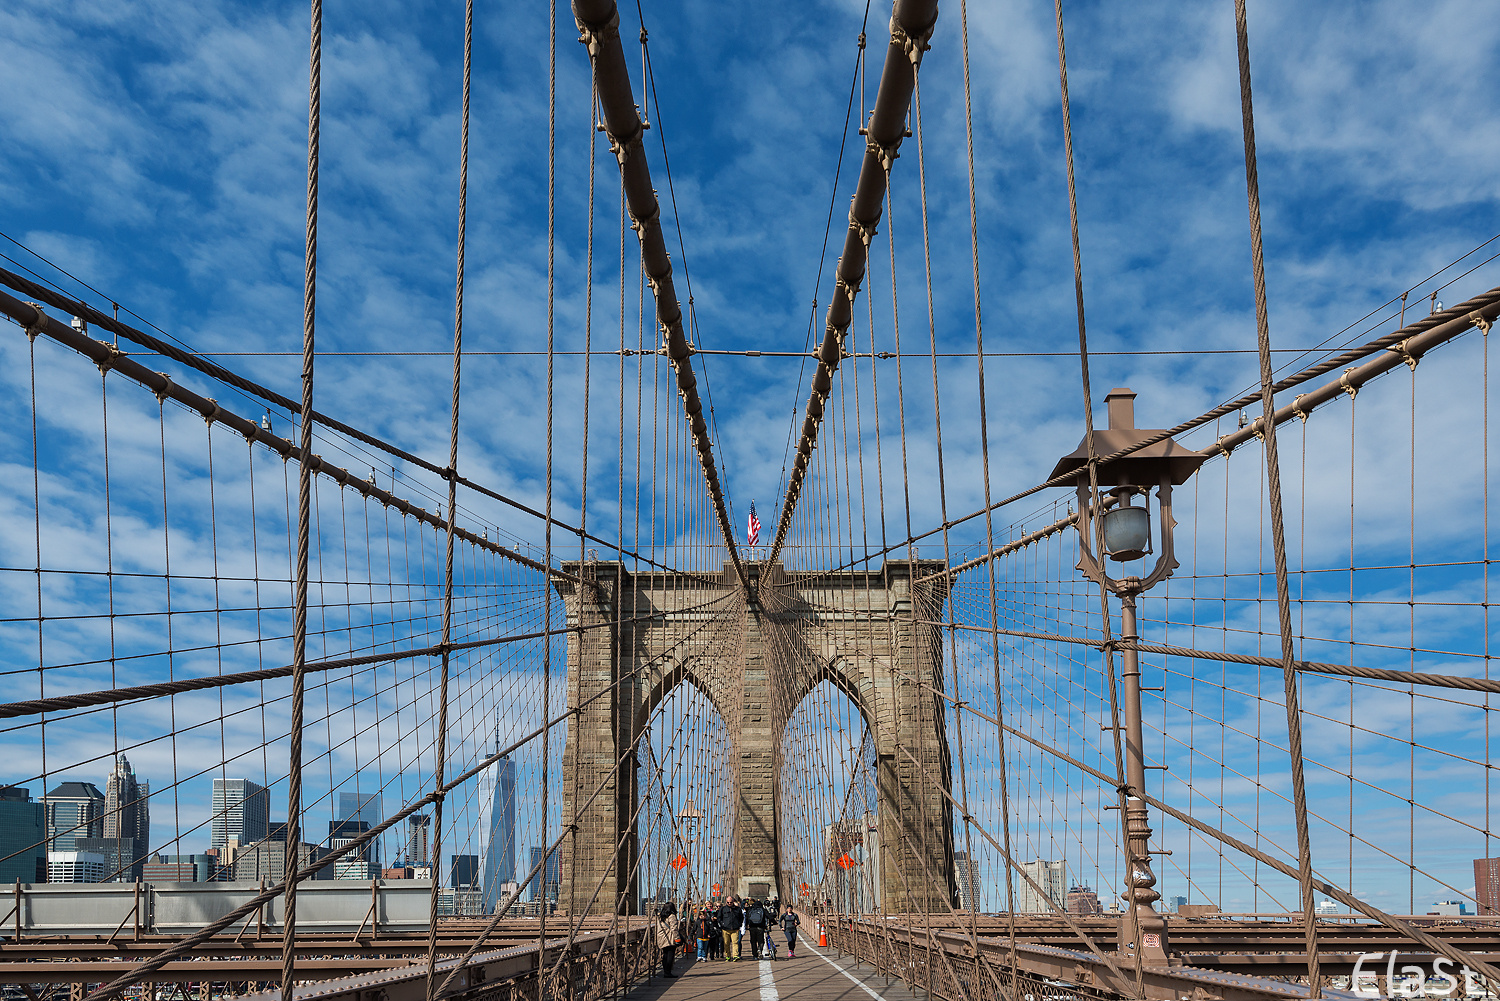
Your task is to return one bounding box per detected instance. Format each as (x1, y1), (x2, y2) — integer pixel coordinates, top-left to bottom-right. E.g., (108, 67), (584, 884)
(636, 679), (736, 909)
(777, 678), (880, 913)
(636, 655), (732, 745)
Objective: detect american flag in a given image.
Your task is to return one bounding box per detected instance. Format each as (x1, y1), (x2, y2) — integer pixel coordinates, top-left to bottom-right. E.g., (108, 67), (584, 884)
(747, 501), (761, 548)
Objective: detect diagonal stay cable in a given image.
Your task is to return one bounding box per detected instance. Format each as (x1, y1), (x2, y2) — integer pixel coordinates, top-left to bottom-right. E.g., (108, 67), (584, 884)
(788, 283), (1500, 587)
(1230, 1), (1321, 990)
(79, 596), (742, 1001)
(0, 266), (692, 580)
(0, 591), (734, 720)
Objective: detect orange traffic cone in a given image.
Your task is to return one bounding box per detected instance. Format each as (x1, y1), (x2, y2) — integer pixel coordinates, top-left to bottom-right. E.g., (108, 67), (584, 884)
(818, 920), (828, 948)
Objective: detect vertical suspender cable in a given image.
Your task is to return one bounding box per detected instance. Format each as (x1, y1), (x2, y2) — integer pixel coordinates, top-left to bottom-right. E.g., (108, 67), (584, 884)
(956, 0), (1021, 990)
(426, 0), (474, 996)
(1231, 1), (1321, 993)
(1051, 2), (1142, 993)
(282, 0), (321, 996)
(912, 70), (998, 989)
(540, 0), (557, 976)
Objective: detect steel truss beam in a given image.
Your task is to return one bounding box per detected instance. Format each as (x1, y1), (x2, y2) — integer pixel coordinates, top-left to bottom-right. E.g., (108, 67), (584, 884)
(572, 0), (747, 589)
(768, 0), (940, 564)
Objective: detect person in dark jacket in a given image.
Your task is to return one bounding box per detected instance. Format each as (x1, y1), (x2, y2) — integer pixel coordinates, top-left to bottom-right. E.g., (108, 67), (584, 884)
(706, 906), (723, 960)
(744, 897), (770, 959)
(656, 901), (680, 978)
(696, 906), (714, 960)
(780, 909), (801, 959)
(718, 896), (744, 961)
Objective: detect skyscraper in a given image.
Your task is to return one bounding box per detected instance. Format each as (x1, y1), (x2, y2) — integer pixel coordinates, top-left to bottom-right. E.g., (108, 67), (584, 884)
(103, 756), (150, 881)
(407, 813), (431, 867)
(232, 837), (326, 883)
(0, 785), (47, 883)
(481, 753), (516, 912)
(529, 846), (559, 902)
(337, 790), (382, 865)
(451, 854), (479, 889)
(212, 778), (269, 853)
(330, 819), (373, 879)
(48, 851), (107, 883)
(42, 781), (104, 852)
(954, 851), (981, 911)
(1016, 859), (1066, 914)
(1476, 857), (1500, 915)
(104, 756), (149, 843)
(76, 837), (143, 883)
(1067, 885), (1104, 915)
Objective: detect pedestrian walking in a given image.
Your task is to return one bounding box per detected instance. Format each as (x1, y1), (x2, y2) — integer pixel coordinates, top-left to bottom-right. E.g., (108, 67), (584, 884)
(780, 908), (800, 959)
(707, 906), (723, 960)
(696, 906), (714, 960)
(718, 895), (744, 961)
(744, 896), (769, 959)
(656, 902), (681, 978)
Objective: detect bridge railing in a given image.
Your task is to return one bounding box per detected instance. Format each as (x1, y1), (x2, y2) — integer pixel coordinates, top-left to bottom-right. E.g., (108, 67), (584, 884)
(823, 915), (1372, 1001)
(234, 920), (660, 1001)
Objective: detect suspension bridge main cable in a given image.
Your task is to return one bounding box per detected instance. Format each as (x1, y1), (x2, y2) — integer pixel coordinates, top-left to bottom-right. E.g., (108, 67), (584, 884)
(767, 0), (938, 566)
(573, 0), (747, 588)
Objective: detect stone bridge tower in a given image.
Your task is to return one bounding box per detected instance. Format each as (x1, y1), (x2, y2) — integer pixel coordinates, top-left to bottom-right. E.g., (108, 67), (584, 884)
(555, 558), (954, 915)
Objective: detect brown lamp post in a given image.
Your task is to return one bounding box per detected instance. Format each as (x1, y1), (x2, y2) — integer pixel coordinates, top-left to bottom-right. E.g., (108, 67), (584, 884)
(677, 802), (703, 900)
(1051, 388), (1208, 965)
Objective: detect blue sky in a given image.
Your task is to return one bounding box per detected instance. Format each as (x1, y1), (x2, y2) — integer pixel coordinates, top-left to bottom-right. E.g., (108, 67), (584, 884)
(4, 0), (1500, 914)
(5, 0), (1497, 541)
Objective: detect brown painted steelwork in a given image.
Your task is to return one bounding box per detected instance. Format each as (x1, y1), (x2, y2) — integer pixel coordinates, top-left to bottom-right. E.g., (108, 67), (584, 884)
(768, 0), (940, 565)
(826, 917), (1387, 1000)
(1215, 298), (1498, 455)
(0, 266), (700, 583)
(9, 916), (1497, 990)
(0, 922), (655, 995)
(0, 290), (567, 582)
(571, 0), (746, 588)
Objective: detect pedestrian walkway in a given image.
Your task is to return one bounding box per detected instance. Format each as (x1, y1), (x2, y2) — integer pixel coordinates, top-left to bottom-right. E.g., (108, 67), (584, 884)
(624, 940), (927, 1000)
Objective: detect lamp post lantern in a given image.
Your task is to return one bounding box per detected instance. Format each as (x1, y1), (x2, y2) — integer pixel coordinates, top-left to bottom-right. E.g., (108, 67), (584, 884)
(1051, 387), (1207, 966)
(677, 802), (703, 898)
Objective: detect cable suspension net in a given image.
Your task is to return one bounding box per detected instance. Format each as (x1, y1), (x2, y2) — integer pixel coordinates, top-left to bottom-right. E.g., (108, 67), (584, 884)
(3, 3), (1500, 1001)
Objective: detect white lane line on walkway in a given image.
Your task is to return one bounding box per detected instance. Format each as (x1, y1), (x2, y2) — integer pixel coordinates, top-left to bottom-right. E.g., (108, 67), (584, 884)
(802, 940), (884, 1001)
(759, 958), (779, 1001)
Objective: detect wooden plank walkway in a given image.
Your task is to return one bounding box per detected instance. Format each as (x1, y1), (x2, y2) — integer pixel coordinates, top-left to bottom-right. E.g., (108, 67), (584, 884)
(622, 939), (928, 1001)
